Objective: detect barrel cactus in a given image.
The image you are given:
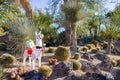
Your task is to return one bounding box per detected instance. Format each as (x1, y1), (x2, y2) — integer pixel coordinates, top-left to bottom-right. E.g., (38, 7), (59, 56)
(55, 46), (71, 61)
(47, 47), (55, 53)
(87, 44), (95, 50)
(38, 65), (52, 78)
(91, 48), (98, 53)
(82, 47), (88, 52)
(72, 61), (82, 70)
(0, 53), (16, 67)
(73, 52), (81, 60)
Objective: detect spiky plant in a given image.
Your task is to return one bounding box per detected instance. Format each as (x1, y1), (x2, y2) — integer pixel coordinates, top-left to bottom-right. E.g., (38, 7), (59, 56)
(82, 47), (88, 52)
(73, 52), (81, 60)
(72, 61), (82, 70)
(86, 44), (95, 50)
(55, 46), (71, 61)
(47, 47), (55, 53)
(0, 53), (16, 67)
(8, 18), (36, 55)
(91, 48), (98, 53)
(38, 65), (52, 78)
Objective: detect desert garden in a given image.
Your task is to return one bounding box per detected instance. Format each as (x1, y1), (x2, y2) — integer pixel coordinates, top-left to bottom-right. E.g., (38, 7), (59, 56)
(0, 0), (120, 80)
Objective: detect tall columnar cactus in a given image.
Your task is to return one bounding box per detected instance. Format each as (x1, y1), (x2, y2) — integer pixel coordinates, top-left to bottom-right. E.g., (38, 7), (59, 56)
(55, 46), (71, 61)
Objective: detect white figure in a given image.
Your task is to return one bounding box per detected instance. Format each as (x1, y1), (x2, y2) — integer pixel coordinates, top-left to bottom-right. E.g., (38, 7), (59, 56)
(23, 31), (44, 69)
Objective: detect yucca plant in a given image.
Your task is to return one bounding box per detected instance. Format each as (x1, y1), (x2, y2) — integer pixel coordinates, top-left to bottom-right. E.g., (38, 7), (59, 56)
(8, 18), (36, 55)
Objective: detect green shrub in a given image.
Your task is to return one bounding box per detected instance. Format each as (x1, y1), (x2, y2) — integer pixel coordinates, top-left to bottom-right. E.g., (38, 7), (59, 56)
(38, 65), (52, 78)
(0, 53), (16, 67)
(73, 52), (81, 60)
(55, 46), (71, 61)
(72, 61), (81, 70)
(47, 47), (55, 53)
(86, 44), (95, 50)
(91, 48), (98, 53)
(0, 66), (4, 78)
(0, 42), (6, 51)
(82, 47), (88, 52)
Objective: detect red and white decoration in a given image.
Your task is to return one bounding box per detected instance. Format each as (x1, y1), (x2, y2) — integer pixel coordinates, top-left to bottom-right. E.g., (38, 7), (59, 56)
(23, 31), (44, 69)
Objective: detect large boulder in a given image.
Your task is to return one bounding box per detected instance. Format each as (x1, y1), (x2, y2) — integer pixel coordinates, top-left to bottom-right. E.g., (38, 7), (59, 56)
(53, 61), (73, 76)
(94, 53), (110, 61)
(97, 60), (113, 72)
(81, 60), (101, 73)
(111, 68), (120, 80)
(24, 70), (45, 80)
(83, 72), (114, 80)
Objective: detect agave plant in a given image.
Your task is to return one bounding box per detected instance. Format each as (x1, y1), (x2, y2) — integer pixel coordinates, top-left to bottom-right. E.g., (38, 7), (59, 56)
(8, 18), (36, 55)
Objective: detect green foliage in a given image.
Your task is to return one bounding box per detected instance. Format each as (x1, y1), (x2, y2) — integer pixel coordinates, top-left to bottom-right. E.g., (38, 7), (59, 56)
(72, 61), (81, 70)
(8, 18), (36, 54)
(0, 53), (16, 67)
(82, 47), (88, 52)
(33, 10), (57, 43)
(91, 48), (98, 53)
(0, 66), (4, 79)
(55, 46), (71, 61)
(38, 65), (52, 78)
(73, 52), (81, 60)
(47, 47), (55, 53)
(0, 42), (6, 51)
(0, 0), (24, 31)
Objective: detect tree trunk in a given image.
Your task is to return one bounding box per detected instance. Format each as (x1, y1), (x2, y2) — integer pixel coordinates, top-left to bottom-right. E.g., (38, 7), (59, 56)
(70, 24), (77, 50)
(65, 23), (71, 46)
(106, 37), (112, 54)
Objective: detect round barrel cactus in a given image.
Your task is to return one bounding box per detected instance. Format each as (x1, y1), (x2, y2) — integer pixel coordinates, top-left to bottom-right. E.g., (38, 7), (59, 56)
(55, 46), (71, 61)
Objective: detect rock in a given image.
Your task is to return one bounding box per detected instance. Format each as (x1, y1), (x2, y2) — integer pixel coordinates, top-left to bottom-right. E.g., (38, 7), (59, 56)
(53, 61), (73, 76)
(81, 60), (101, 73)
(81, 53), (94, 61)
(24, 70), (45, 80)
(111, 68), (120, 80)
(84, 72), (114, 80)
(97, 60), (113, 72)
(94, 53), (110, 61)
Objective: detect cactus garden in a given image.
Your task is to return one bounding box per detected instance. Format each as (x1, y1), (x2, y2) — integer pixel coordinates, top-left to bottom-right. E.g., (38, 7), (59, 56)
(1, 0), (120, 80)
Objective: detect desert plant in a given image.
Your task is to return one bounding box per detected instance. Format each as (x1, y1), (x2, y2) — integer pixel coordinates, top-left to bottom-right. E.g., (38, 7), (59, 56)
(91, 48), (98, 53)
(111, 60), (117, 67)
(0, 66), (4, 79)
(96, 47), (101, 51)
(55, 46), (71, 61)
(8, 18), (36, 55)
(49, 58), (57, 65)
(102, 42), (108, 49)
(47, 47), (55, 53)
(73, 52), (81, 60)
(86, 44), (95, 50)
(0, 53), (16, 67)
(72, 61), (81, 70)
(38, 65), (52, 78)
(91, 40), (99, 47)
(82, 47), (88, 52)
(0, 42), (6, 51)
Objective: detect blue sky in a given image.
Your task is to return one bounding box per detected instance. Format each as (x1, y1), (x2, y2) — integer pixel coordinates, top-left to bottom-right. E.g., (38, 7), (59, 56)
(30, 0), (120, 12)
(30, 0), (49, 11)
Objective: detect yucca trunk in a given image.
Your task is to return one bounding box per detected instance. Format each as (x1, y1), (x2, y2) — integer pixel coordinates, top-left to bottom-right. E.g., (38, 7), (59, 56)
(106, 37), (112, 54)
(65, 25), (71, 46)
(71, 24), (77, 50)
